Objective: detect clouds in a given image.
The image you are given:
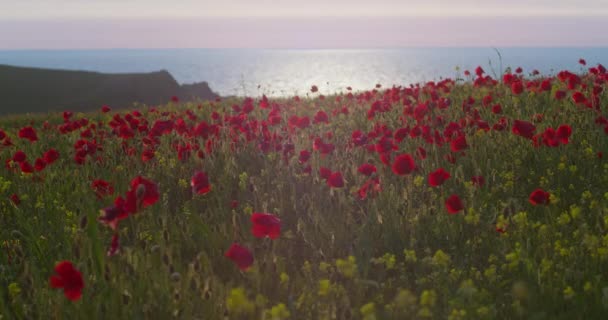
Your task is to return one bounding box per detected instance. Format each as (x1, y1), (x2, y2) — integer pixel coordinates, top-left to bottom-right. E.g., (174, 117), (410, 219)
(1, 0), (607, 19)
(1, 0), (607, 48)
(1, 16), (607, 49)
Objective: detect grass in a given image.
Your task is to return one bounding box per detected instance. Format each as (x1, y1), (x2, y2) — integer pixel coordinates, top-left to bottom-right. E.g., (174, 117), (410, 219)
(1, 65), (608, 319)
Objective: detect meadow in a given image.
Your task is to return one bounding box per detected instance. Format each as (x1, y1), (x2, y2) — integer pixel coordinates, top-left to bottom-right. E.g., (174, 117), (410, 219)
(1, 61), (608, 319)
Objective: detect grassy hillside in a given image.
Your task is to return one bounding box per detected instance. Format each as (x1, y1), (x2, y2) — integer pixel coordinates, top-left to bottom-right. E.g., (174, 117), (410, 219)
(1, 63), (608, 319)
(0, 64), (217, 115)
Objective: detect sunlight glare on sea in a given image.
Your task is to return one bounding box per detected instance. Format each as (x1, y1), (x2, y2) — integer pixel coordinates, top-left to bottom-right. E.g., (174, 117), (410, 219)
(1, 47), (606, 97)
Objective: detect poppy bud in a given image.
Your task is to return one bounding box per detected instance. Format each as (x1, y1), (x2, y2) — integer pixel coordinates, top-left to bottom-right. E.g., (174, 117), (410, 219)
(122, 291), (131, 305)
(193, 257), (201, 271)
(73, 245), (80, 259)
(170, 272), (181, 282)
(104, 265), (112, 282)
(190, 278), (198, 292)
(79, 215), (88, 230)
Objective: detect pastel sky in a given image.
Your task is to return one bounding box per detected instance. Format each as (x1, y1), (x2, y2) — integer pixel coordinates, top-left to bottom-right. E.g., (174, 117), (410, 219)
(1, 0), (607, 48)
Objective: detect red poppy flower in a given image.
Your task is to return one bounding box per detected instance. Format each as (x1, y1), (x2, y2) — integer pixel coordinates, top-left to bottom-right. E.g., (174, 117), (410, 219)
(122, 190), (138, 214)
(428, 168), (451, 187)
(313, 138), (334, 155)
(299, 150), (311, 163)
(511, 81), (524, 95)
(313, 110), (329, 124)
(532, 113), (544, 123)
(356, 177), (381, 200)
(301, 165), (312, 175)
(327, 172), (344, 188)
(191, 171), (212, 195)
(74, 150), (87, 165)
(225, 243), (254, 271)
(579, 58), (587, 66)
(556, 124), (572, 144)
(12, 151), (27, 163)
(107, 233), (120, 256)
(492, 104), (502, 114)
(141, 148), (155, 162)
(471, 176), (485, 187)
(98, 197), (129, 230)
(512, 120), (536, 139)
(392, 154), (416, 176)
(129, 176), (159, 208)
(231, 200), (239, 209)
(376, 152), (389, 166)
(529, 188), (550, 205)
(117, 125), (134, 139)
(34, 158), (46, 171)
(554, 90), (567, 100)
(43, 149), (60, 164)
(62, 111), (73, 122)
(19, 161), (34, 173)
(92, 179), (114, 199)
(358, 163), (377, 176)
(482, 94), (493, 106)
(251, 213), (281, 239)
(49, 261), (84, 301)
(296, 117), (311, 129)
(101, 105), (111, 113)
(539, 79), (552, 92)
(18, 126), (38, 142)
(351, 130), (368, 146)
(539, 128), (557, 147)
(572, 91), (586, 104)
(319, 167), (332, 180)
(445, 194), (464, 214)
(394, 127), (409, 143)
(450, 135), (468, 152)
(177, 143), (192, 162)
(10, 194), (20, 205)
(311, 85), (319, 93)
(593, 85), (604, 96)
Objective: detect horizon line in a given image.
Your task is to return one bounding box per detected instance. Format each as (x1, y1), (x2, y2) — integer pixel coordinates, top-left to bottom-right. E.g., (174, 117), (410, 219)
(2, 46), (608, 51)
(3, 14), (608, 21)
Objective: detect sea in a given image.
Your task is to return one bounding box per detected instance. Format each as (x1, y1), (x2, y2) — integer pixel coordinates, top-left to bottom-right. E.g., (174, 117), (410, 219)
(1, 48), (607, 97)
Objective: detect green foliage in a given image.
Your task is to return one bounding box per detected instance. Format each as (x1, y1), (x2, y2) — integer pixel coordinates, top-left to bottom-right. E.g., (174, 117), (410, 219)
(1, 73), (608, 319)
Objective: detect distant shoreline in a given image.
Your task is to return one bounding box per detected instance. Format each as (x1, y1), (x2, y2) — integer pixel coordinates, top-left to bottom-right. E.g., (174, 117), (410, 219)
(1, 47), (606, 98)
(0, 64), (218, 115)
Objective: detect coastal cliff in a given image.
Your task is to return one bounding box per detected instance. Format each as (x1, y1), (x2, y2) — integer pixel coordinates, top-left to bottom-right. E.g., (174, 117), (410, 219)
(0, 64), (218, 115)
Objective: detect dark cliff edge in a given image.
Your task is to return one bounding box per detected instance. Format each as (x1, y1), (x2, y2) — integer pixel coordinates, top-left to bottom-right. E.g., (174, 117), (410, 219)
(0, 64), (218, 115)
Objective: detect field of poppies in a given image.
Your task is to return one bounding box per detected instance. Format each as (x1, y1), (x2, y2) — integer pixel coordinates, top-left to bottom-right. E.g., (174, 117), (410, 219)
(1, 60), (608, 319)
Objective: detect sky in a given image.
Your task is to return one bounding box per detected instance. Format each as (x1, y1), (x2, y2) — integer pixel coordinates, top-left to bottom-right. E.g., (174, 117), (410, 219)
(1, 0), (607, 48)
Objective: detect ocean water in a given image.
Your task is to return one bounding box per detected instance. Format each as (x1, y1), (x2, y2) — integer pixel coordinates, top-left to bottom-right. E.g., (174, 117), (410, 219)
(1, 48), (606, 97)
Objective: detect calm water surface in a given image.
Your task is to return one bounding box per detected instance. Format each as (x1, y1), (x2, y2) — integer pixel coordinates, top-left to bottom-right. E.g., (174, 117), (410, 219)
(1, 48), (606, 97)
